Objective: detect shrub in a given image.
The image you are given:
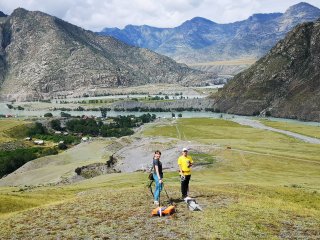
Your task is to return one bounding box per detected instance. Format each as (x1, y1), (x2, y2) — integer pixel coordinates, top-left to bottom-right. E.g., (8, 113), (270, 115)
(50, 119), (62, 131)
(58, 143), (68, 150)
(44, 113), (53, 117)
(27, 122), (47, 136)
(61, 112), (71, 118)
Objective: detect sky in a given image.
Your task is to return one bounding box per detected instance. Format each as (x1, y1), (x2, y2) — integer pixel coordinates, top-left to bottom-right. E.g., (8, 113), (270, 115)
(0, 0), (320, 31)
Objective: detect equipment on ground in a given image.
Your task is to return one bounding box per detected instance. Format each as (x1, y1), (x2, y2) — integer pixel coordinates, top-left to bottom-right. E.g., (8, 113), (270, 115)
(150, 183), (176, 217)
(184, 197), (202, 211)
(151, 205), (175, 216)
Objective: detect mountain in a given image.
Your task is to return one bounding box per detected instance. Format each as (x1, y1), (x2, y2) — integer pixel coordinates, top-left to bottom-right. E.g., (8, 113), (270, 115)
(0, 8), (214, 101)
(99, 3), (320, 66)
(213, 18), (320, 122)
(0, 11), (7, 18)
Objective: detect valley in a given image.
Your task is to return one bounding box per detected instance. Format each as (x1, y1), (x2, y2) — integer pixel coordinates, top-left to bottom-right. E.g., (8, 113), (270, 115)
(0, 117), (319, 239)
(0, 2), (320, 239)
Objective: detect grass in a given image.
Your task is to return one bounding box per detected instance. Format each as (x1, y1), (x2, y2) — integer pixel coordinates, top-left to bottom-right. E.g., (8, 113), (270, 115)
(0, 139), (113, 186)
(260, 119), (320, 139)
(0, 119), (31, 143)
(0, 118), (319, 239)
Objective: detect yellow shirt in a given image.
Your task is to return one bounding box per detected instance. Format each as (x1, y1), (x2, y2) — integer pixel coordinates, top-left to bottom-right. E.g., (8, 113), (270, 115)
(178, 155), (193, 176)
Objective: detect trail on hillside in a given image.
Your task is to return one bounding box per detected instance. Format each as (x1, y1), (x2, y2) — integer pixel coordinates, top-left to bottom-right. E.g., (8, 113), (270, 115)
(232, 119), (320, 144)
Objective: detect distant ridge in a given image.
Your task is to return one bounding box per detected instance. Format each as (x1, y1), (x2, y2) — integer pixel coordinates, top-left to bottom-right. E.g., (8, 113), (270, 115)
(214, 18), (320, 122)
(0, 8), (214, 101)
(0, 11), (7, 17)
(99, 2), (320, 66)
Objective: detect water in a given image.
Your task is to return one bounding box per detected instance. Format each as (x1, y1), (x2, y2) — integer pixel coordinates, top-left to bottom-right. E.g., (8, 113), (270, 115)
(0, 102), (319, 126)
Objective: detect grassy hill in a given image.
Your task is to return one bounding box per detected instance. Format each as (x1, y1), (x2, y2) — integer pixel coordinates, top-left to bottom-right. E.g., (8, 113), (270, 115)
(0, 118), (319, 239)
(0, 119), (31, 144)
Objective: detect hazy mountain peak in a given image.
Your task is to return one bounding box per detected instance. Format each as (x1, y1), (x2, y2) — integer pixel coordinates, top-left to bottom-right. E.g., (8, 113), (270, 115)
(284, 2), (320, 16)
(181, 16), (216, 27)
(99, 2), (320, 65)
(10, 7), (29, 17)
(0, 11), (7, 17)
(248, 13), (282, 22)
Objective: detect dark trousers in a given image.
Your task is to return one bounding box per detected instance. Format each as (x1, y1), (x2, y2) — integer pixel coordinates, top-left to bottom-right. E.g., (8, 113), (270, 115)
(181, 175), (191, 198)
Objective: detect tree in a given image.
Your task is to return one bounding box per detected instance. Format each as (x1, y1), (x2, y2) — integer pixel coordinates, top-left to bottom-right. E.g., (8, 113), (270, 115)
(44, 112), (53, 117)
(178, 113), (182, 118)
(172, 113), (175, 118)
(61, 112), (71, 118)
(27, 122), (47, 136)
(50, 119), (62, 131)
(100, 108), (110, 118)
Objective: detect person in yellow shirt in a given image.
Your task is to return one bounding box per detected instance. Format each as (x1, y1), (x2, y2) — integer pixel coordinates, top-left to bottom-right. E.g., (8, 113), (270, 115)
(178, 147), (193, 199)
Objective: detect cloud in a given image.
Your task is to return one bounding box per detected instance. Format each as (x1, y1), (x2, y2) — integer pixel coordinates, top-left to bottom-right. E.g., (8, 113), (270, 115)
(0, 0), (319, 31)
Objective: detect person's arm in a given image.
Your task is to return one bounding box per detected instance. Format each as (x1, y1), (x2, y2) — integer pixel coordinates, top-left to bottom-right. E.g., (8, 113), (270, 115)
(189, 157), (193, 167)
(178, 157), (183, 176)
(155, 165), (163, 183)
(178, 164), (184, 176)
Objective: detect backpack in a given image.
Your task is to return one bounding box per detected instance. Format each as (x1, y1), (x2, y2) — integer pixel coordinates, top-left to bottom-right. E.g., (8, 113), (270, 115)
(148, 162), (154, 181)
(148, 172), (154, 181)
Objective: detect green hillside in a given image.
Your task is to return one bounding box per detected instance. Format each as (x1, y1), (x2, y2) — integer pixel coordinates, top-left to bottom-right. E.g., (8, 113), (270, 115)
(0, 118), (319, 239)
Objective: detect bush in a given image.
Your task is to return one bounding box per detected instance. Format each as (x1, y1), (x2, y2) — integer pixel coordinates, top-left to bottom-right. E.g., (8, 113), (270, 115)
(61, 112), (71, 118)
(44, 113), (53, 117)
(27, 122), (47, 136)
(266, 111), (271, 117)
(50, 119), (62, 131)
(0, 147), (58, 178)
(58, 143), (68, 150)
(253, 111), (260, 116)
(34, 134), (79, 144)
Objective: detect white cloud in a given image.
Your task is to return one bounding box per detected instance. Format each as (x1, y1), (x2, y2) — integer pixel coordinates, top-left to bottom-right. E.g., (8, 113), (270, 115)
(0, 0), (319, 31)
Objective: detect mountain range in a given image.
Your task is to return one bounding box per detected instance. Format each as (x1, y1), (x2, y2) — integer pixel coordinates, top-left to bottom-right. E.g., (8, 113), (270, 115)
(214, 18), (320, 122)
(99, 2), (320, 67)
(0, 8), (213, 101)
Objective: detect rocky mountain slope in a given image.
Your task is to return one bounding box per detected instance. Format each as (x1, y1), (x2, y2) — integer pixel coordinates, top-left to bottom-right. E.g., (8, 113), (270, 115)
(214, 18), (320, 122)
(0, 8), (214, 101)
(100, 3), (320, 65)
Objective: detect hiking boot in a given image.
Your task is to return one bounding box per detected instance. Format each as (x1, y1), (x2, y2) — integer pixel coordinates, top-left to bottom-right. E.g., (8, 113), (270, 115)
(154, 201), (159, 205)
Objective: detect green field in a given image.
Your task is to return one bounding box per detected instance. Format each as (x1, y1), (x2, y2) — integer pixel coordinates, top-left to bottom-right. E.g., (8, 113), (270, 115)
(0, 118), (319, 239)
(260, 119), (320, 139)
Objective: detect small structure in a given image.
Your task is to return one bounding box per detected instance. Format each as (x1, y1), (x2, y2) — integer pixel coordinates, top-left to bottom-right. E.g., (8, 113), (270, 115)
(54, 131), (62, 134)
(34, 140), (44, 145)
(81, 137), (89, 142)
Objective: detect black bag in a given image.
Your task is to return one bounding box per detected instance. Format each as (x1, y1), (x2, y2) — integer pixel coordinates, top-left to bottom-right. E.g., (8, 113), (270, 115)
(148, 173), (154, 181)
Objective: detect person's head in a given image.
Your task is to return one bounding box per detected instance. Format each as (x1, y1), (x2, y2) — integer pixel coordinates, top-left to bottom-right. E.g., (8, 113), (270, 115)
(154, 150), (161, 159)
(182, 147), (188, 156)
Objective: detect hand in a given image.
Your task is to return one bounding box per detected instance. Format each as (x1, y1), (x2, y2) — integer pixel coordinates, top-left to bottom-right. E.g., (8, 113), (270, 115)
(159, 179), (163, 183)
